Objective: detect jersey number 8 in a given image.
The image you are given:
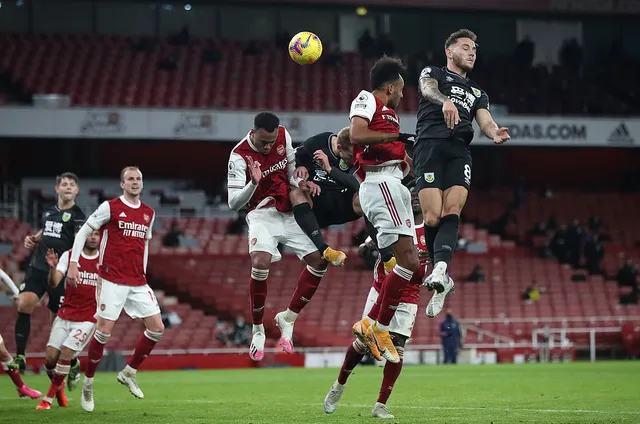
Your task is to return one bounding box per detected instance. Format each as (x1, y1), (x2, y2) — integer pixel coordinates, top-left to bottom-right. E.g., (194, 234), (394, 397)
(464, 164), (472, 182)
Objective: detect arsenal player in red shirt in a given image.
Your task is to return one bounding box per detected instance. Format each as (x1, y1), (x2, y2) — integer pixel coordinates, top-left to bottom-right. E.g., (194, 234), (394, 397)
(227, 112), (329, 362)
(349, 56), (419, 364)
(67, 166), (161, 412)
(35, 229), (100, 411)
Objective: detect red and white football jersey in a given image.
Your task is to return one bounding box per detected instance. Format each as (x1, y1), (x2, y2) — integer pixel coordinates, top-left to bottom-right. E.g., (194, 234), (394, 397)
(86, 196), (155, 287)
(349, 90), (409, 180)
(227, 126), (294, 213)
(372, 223), (426, 305)
(56, 250), (99, 323)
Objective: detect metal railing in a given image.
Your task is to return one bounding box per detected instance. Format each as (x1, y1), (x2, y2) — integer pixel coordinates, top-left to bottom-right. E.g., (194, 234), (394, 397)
(532, 327), (621, 362)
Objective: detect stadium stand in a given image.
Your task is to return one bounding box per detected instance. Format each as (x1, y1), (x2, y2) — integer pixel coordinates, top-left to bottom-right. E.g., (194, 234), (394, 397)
(0, 33), (636, 115)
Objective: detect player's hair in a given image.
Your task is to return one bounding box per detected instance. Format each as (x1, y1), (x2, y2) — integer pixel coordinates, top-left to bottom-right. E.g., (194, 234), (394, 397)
(56, 172), (79, 186)
(254, 112), (280, 132)
(336, 127), (351, 149)
(370, 55), (405, 91)
(120, 166), (141, 182)
(445, 29), (477, 49)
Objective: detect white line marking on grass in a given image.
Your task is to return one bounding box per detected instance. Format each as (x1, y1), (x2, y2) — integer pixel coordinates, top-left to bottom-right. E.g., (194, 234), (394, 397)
(109, 399), (640, 416)
(3, 397), (639, 416)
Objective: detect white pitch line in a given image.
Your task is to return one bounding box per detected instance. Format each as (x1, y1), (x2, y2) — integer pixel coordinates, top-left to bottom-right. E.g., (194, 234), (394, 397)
(2, 397), (639, 416)
(114, 399), (640, 416)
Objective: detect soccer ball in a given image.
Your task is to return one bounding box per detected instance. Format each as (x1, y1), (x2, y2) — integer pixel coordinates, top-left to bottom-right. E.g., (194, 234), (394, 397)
(288, 31), (323, 65)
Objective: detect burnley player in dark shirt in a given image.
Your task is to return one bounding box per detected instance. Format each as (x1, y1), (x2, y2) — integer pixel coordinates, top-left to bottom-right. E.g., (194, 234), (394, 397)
(414, 29), (509, 318)
(13, 172), (86, 372)
(290, 127), (361, 267)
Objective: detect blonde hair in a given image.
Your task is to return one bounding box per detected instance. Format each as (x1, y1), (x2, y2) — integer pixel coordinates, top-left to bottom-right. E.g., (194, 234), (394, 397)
(337, 127), (351, 149)
(120, 166), (141, 182)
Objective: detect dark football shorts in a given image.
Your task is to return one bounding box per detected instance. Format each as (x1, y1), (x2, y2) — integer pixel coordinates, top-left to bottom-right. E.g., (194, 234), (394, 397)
(413, 138), (472, 191)
(313, 189), (361, 228)
(21, 266), (65, 313)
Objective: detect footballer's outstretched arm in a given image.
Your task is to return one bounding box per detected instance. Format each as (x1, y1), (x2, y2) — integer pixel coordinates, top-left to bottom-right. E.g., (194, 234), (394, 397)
(475, 108), (499, 139)
(349, 116), (400, 145)
(419, 78), (450, 105)
(476, 108), (509, 144)
(227, 153), (258, 211)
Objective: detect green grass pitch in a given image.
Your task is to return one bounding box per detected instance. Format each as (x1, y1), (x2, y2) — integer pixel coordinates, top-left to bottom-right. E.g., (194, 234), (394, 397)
(1, 362), (639, 423)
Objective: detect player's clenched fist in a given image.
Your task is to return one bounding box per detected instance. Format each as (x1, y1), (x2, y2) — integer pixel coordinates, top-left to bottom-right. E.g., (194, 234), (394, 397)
(442, 99), (460, 130)
(247, 156), (262, 185)
(293, 166), (309, 181)
(66, 262), (79, 288)
(24, 234), (38, 250)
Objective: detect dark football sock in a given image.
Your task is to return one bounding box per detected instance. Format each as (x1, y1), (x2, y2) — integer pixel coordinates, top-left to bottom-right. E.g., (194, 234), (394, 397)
(433, 214), (460, 265)
(292, 203), (328, 253)
(365, 217), (393, 262)
(14, 312), (31, 356)
(425, 224), (440, 264)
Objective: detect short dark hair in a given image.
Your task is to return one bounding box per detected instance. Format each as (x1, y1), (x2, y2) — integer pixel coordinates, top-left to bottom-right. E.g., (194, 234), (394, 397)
(254, 112), (280, 132)
(56, 172), (79, 186)
(370, 56), (405, 91)
(445, 29), (477, 49)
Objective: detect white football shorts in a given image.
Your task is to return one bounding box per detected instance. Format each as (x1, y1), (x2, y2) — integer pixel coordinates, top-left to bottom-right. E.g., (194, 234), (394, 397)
(96, 278), (161, 321)
(246, 207), (317, 263)
(47, 317), (96, 352)
(359, 170), (415, 249)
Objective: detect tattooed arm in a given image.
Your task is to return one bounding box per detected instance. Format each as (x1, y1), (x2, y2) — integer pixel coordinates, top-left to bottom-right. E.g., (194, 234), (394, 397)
(419, 77), (451, 105)
(419, 75), (459, 129)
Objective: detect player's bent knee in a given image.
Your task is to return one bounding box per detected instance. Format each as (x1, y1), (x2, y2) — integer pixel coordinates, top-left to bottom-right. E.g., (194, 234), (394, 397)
(290, 188), (312, 207)
(424, 214), (441, 227)
(95, 319), (115, 335)
(250, 253), (271, 270)
(400, 256), (420, 273)
(45, 357), (59, 370)
(17, 293), (37, 313)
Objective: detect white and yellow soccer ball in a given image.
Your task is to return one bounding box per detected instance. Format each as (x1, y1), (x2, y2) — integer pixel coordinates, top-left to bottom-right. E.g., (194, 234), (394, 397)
(288, 31), (323, 65)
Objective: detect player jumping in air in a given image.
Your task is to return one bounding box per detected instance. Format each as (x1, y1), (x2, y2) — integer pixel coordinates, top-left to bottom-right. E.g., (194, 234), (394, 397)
(349, 56), (419, 364)
(290, 127), (357, 265)
(67, 166), (163, 412)
(324, 183), (448, 418)
(291, 127), (398, 273)
(227, 112), (329, 362)
(414, 29), (509, 317)
(12, 173), (86, 378)
(0, 270), (42, 399)
(35, 230), (101, 410)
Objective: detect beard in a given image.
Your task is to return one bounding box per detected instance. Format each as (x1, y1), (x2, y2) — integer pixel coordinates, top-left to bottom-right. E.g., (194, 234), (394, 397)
(453, 54), (474, 73)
